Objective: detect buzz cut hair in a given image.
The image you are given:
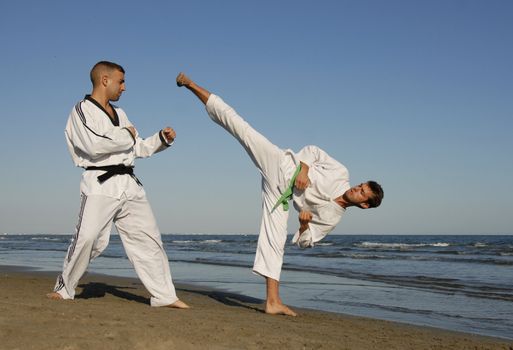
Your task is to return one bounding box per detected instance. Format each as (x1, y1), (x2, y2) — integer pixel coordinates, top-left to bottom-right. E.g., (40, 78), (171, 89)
(90, 61), (125, 86)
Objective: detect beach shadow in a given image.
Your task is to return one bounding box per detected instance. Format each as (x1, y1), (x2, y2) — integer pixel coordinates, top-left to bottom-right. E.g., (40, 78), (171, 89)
(76, 282), (149, 305)
(180, 288), (264, 313)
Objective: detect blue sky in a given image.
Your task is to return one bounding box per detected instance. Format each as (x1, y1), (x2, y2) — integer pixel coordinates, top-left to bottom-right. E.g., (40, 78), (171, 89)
(0, 0), (511, 235)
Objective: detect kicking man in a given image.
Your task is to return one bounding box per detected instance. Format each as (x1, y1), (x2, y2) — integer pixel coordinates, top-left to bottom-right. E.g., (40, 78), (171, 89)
(176, 72), (383, 316)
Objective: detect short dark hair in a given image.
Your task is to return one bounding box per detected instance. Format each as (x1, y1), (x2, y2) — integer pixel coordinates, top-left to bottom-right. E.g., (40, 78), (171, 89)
(366, 181), (383, 208)
(90, 61), (125, 86)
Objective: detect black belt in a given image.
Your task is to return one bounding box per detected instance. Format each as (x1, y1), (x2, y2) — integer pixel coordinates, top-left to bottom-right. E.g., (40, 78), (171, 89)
(85, 165), (142, 186)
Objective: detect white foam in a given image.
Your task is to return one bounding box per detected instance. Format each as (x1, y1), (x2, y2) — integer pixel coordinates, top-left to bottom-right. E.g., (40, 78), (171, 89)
(172, 240), (195, 244)
(31, 237), (62, 241)
(316, 242), (334, 246)
(357, 242), (450, 249)
(203, 239), (222, 244)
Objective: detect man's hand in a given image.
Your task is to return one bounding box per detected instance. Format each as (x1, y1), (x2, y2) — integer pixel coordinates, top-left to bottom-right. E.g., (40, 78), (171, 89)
(126, 126), (137, 139)
(162, 127), (176, 143)
(298, 210), (313, 234)
(294, 162), (310, 190)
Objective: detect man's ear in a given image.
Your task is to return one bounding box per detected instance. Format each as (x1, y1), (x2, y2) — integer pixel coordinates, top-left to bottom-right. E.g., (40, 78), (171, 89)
(101, 75), (109, 87)
(360, 202), (370, 209)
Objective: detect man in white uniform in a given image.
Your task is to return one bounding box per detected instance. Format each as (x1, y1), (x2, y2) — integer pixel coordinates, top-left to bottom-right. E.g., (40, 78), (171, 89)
(47, 61), (188, 309)
(176, 72), (383, 316)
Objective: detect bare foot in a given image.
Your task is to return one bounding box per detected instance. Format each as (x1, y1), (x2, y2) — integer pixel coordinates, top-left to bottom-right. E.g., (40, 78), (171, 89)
(176, 72), (192, 87)
(265, 302), (297, 316)
(165, 299), (190, 309)
(46, 292), (63, 300)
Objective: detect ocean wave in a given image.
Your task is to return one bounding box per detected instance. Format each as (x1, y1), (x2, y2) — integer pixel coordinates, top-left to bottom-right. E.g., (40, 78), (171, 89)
(2, 246), (67, 253)
(309, 251), (513, 266)
(437, 250), (464, 255)
(100, 254), (127, 259)
(171, 258), (252, 269)
(315, 242), (334, 246)
(308, 252), (391, 260)
(349, 253), (389, 259)
(172, 240), (195, 244)
(171, 239), (223, 245)
(203, 239), (222, 244)
(355, 242), (450, 249)
(31, 237), (63, 242)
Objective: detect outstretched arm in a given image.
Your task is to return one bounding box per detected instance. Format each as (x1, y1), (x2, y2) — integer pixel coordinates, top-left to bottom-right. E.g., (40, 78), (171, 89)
(133, 126), (176, 158)
(176, 72), (211, 105)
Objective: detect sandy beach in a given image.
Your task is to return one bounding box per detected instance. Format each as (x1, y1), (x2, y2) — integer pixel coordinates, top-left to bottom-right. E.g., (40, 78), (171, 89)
(0, 266), (511, 350)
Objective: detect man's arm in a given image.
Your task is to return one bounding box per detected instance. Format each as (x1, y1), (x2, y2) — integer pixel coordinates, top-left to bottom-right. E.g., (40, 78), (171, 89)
(295, 162), (310, 190)
(292, 207), (342, 248)
(66, 104), (135, 159)
(290, 210), (314, 248)
(296, 145), (345, 172)
(133, 126), (176, 158)
(298, 210), (313, 234)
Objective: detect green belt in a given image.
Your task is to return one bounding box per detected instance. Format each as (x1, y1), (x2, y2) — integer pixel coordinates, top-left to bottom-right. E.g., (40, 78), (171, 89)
(271, 164), (302, 213)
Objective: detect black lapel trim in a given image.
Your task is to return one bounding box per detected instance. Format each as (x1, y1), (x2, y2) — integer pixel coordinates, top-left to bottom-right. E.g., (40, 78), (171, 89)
(85, 95), (120, 126)
(76, 101), (112, 140)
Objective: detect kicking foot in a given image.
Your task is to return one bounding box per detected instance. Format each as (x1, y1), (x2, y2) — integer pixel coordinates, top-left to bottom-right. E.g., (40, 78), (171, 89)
(165, 299), (190, 309)
(265, 302), (297, 316)
(176, 72), (192, 87)
(46, 292), (63, 300)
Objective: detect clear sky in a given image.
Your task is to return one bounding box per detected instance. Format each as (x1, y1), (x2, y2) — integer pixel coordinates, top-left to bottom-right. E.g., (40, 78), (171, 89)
(0, 0), (512, 235)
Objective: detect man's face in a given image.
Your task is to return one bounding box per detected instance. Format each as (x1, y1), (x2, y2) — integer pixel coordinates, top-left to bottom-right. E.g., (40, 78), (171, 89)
(105, 70), (125, 101)
(343, 182), (373, 209)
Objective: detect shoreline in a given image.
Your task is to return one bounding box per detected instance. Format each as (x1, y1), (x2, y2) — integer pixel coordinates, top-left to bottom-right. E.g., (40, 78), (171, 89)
(1, 265), (511, 349)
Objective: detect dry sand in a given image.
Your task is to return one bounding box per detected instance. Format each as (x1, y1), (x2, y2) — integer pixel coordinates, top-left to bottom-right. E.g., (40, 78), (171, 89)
(0, 267), (511, 350)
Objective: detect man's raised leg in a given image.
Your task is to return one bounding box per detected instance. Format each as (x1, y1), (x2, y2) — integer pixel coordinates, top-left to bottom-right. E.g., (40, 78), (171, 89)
(177, 72), (285, 182)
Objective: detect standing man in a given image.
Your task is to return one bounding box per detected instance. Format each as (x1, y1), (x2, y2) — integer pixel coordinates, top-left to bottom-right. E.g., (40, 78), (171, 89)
(47, 61), (188, 309)
(176, 72), (383, 316)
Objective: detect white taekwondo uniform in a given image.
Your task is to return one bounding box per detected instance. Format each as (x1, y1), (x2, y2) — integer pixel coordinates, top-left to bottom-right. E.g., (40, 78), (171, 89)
(205, 94), (351, 281)
(54, 95), (178, 306)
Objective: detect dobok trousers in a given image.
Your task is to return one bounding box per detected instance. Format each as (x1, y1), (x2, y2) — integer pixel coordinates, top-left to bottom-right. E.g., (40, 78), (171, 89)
(54, 190), (178, 306)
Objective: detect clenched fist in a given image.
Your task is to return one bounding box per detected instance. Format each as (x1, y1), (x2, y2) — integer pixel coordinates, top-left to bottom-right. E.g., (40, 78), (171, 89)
(298, 210), (313, 233)
(162, 127), (176, 143)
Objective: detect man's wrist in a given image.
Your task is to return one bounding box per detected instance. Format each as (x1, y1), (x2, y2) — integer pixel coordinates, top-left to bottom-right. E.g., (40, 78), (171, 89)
(159, 130), (172, 147)
(300, 161), (310, 171)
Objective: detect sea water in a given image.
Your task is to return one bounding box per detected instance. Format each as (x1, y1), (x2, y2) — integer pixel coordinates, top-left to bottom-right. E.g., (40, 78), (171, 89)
(1, 233), (512, 340)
